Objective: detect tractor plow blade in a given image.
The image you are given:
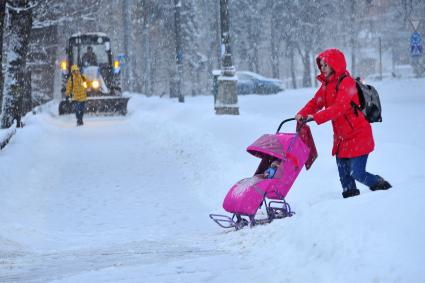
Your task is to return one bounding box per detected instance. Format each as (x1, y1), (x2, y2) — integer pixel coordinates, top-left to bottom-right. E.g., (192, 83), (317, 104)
(59, 96), (129, 116)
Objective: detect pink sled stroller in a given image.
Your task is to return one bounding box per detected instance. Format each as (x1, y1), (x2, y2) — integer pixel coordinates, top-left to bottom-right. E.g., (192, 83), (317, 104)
(210, 118), (317, 230)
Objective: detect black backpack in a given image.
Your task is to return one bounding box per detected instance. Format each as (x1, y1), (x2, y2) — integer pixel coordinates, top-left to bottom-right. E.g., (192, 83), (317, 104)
(337, 74), (382, 123)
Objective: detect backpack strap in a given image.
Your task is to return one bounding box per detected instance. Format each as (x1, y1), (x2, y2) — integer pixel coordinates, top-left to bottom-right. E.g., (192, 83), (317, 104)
(335, 74), (360, 117)
(350, 101), (360, 117)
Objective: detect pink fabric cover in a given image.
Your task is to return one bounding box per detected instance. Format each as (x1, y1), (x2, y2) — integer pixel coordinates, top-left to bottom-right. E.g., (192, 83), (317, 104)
(297, 123), (318, 170)
(223, 133), (310, 215)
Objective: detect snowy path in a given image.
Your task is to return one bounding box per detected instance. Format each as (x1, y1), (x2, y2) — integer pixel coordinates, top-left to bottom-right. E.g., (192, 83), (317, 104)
(1, 78), (425, 282)
(0, 107), (233, 282)
(1, 241), (223, 282)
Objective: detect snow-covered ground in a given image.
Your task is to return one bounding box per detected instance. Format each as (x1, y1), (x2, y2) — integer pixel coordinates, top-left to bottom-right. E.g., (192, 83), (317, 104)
(0, 77), (424, 282)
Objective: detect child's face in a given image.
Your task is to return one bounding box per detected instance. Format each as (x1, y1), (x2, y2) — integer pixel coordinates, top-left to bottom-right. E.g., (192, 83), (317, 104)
(271, 161), (280, 167)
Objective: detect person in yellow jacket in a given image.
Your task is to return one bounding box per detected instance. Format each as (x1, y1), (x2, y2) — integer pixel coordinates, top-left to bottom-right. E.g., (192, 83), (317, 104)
(66, 65), (87, 126)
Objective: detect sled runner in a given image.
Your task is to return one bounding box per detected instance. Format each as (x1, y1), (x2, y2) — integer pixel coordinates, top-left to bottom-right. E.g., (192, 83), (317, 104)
(210, 118), (317, 230)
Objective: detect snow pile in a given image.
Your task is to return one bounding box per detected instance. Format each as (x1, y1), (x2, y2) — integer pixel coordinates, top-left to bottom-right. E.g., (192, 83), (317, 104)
(0, 78), (424, 282)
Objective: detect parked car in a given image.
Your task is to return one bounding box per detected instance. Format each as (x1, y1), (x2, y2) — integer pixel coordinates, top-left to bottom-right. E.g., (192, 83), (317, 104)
(236, 71), (284, 95)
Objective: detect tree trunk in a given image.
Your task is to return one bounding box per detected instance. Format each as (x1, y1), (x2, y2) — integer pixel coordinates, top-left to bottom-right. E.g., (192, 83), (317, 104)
(247, 17), (254, 72)
(247, 1), (259, 73)
(350, 0), (356, 76)
(1, 0), (32, 129)
(174, 0), (184, 102)
(205, 0), (219, 93)
(122, 0), (132, 92)
(253, 42), (259, 74)
(303, 51), (312, 88)
(270, 1), (279, 78)
(22, 70), (31, 114)
(297, 46), (312, 88)
(0, 0), (6, 113)
(312, 52), (318, 87)
(289, 44), (297, 89)
(141, 1), (150, 96)
(351, 39), (356, 77)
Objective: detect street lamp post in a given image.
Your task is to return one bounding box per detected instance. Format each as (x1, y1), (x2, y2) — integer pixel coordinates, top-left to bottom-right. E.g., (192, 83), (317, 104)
(379, 37), (382, 81)
(174, 0), (184, 103)
(409, 18), (423, 77)
(215, 0), (238, 115)
(122, 0), (132, 92)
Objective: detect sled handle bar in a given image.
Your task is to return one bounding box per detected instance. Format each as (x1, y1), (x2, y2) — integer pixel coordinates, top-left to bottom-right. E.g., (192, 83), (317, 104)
(276, 117), (313, 134)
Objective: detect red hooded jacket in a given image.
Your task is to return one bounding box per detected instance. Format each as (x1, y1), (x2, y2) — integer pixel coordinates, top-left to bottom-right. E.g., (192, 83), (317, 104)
(297, 48), (374, 158)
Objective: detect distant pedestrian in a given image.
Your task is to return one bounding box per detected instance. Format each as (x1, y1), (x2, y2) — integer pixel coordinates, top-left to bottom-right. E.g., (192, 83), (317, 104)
(295, 48), (391, 198)
(66, 65), (87, 126)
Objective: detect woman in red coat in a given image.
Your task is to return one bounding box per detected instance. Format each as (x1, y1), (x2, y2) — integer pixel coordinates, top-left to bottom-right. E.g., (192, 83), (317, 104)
(295, 48), (391, 198)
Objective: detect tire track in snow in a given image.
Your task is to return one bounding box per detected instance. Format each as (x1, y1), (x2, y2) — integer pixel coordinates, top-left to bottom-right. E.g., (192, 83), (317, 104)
(0, 241), (226, 283)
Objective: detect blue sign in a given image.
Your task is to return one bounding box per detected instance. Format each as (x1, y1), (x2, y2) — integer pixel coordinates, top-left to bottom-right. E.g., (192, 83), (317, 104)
(410, 32), (423, 57)
(176, 50), (184, 62)
(117, 53), (126, 65)
(411, 32), (422, 45)
(411, 45), (423, 57)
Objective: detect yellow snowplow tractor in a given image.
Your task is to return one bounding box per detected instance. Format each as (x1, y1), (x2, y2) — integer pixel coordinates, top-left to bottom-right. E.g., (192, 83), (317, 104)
(59, 32), (129, 115)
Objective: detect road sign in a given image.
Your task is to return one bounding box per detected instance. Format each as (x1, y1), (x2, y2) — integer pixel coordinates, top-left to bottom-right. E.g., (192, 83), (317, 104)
(411, 20), (420, 31)
(117, 53), (126, 65)
(410, 32), (423, 57)
(411, 32), (422, 46)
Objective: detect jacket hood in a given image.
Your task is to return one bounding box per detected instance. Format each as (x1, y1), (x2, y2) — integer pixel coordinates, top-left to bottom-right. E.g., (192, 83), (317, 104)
(71, 64), (80, 72)
(316, 48), (347, 82)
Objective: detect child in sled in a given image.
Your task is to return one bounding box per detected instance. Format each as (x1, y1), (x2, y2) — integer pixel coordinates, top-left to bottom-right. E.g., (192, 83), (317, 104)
(264, 160), (281, 179)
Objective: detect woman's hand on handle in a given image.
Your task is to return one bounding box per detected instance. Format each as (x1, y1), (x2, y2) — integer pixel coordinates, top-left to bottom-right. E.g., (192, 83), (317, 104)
(295, 114), (314, 123)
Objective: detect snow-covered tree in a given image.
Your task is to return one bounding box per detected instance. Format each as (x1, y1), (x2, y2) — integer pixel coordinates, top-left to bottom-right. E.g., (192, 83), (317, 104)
(0, 0), (420, 113)
(1, 0), (33, 128)
(0, 0), (6, 110)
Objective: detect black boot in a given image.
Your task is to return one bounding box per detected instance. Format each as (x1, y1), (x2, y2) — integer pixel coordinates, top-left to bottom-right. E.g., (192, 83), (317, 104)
(370, 176), (392, 191)
(342, 188), (360, 198)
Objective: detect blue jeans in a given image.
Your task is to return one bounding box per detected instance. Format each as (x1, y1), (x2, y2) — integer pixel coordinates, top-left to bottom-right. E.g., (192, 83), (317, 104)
(75, 102), (85, 124)
(336, 154), (380, 192)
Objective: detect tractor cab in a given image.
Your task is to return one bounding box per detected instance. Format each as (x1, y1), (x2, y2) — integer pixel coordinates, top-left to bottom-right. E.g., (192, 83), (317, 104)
(59, 32), (128, 115)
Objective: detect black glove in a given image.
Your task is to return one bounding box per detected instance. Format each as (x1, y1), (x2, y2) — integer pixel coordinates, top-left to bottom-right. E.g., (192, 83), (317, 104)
(305, 116), (314, 122)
